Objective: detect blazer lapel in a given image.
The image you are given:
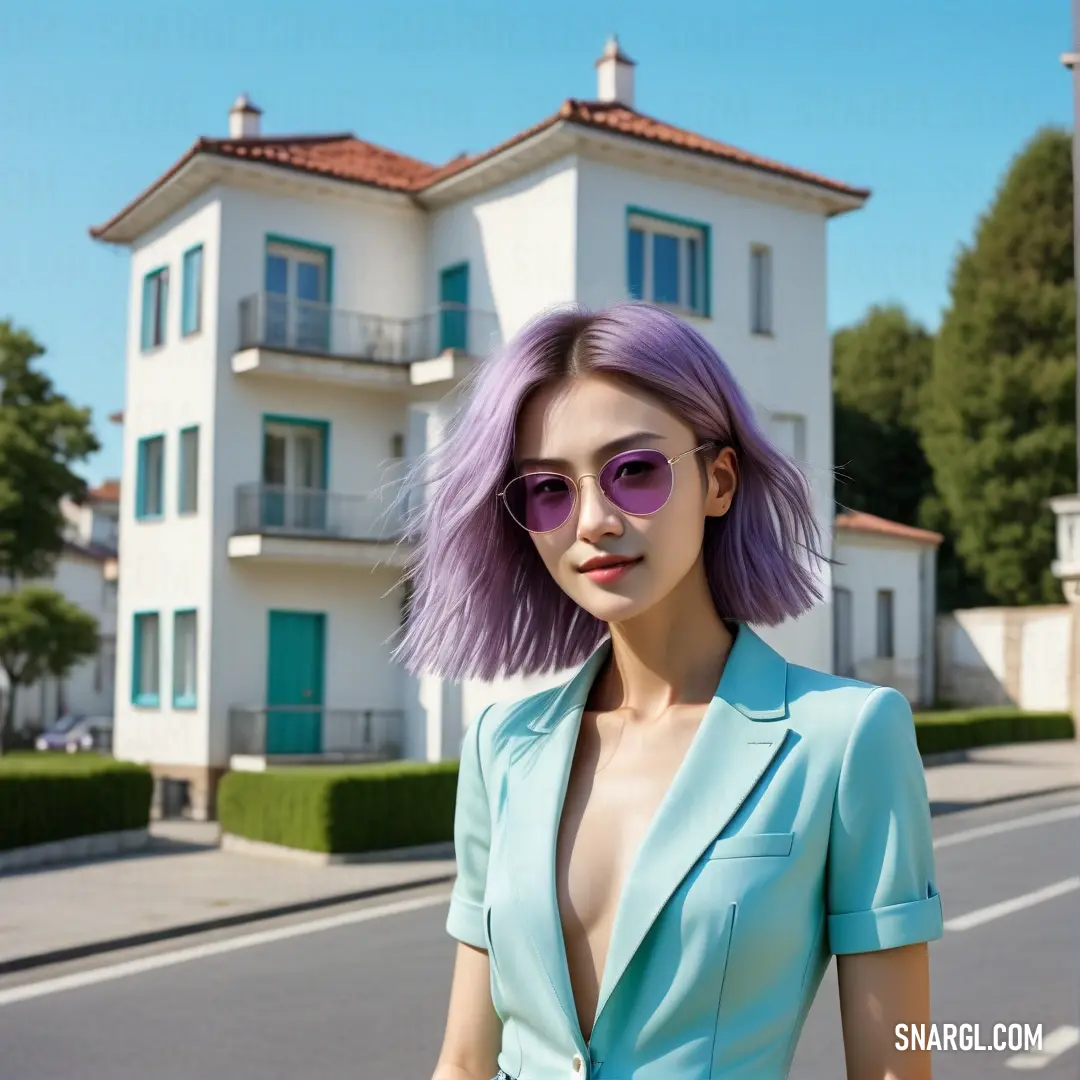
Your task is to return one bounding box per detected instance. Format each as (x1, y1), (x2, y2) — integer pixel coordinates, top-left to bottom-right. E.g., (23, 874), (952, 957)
(590, 624), (792, 1034)
(505, 638), (612, 1050)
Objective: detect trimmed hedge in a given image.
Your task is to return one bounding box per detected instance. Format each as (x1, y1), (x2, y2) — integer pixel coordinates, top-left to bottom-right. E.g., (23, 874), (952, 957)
(0, 753), (154, 852)
(217, 760), (460, 854)
(913, 708), (1074, 755)
(217, 709), (1076, 855)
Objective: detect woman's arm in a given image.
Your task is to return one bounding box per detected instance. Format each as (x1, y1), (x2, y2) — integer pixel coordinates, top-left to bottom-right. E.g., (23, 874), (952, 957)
(431, 942), (503, 1080)
(838, 942), (932, 1080)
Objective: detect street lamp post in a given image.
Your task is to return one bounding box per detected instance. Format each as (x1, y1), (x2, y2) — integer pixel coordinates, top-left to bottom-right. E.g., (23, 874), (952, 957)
(1050, 0), (1080, 728)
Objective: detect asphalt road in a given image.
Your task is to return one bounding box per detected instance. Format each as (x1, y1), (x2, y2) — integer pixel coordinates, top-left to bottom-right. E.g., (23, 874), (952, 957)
(0, 789), (1076, 1080)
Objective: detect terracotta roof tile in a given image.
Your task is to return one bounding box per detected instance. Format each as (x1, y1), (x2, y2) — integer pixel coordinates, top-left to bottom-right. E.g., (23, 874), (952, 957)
(835, 510), (943, 546)
(90, 480), (120, 502)
(565, 100), (867, 198)
(91, 101), (867, 240)
(203, 133), (439, 191)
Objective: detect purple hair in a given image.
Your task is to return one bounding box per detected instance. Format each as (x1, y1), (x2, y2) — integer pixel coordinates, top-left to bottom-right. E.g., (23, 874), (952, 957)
(391, 302), (825, 681)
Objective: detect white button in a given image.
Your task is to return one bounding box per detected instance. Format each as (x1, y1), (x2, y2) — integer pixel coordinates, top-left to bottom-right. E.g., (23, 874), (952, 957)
(571, 1053), (584, 1073)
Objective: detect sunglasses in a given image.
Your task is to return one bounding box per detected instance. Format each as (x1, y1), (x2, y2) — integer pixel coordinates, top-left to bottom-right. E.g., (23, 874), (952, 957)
(499, 442), (718, 534)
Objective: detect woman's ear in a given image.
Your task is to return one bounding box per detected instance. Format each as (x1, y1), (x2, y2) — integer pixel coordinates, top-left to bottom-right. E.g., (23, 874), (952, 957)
(705, 447), (738, 518)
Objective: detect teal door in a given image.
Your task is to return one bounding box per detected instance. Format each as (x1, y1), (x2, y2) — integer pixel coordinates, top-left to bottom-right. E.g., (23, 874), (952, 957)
(439, 264), (469, 352)
(266, 611), (325, 754)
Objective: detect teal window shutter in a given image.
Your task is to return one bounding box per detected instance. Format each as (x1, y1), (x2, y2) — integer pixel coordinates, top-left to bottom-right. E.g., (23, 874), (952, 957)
(628, 228), (645, 300)
(141, 275), (154, 350)
(182, 246), (203, 336)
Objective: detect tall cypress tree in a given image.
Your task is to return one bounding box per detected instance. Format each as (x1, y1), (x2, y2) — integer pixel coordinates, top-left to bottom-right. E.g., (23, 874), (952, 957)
(922, 127), (1076, 605)
(833, 303), (934, 527)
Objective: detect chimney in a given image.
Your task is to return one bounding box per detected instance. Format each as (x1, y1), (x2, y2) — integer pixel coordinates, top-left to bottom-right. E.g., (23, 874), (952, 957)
(595, 35), (635, 108)
(228, 93), (263, 139)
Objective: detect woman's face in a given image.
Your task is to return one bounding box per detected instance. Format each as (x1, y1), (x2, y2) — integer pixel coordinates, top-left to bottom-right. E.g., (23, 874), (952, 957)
(511, 373), (737, 625)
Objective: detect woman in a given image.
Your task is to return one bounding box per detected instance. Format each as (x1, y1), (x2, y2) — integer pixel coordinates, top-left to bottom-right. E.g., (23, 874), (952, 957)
(394, 303), (943, 1080)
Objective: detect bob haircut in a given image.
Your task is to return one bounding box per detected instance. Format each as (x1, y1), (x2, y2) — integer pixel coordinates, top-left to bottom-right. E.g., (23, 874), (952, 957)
(391, 301), (825, 682)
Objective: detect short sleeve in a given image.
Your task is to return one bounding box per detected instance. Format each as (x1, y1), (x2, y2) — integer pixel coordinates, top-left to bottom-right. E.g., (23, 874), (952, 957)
(445, 704), (495, 949)
(826, 686), (944, 955)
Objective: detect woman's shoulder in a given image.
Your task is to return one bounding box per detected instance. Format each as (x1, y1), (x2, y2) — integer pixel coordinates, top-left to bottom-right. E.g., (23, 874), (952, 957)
(784, 661), (916, 746)
(466, 676), (574, 764)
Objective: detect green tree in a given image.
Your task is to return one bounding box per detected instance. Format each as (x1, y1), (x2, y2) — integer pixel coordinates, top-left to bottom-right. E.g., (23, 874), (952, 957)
(0, 586), (99, 751)
(0, 321), (100, 584)
(922, 127), (1076, 605)
(833, 304), (935, 526)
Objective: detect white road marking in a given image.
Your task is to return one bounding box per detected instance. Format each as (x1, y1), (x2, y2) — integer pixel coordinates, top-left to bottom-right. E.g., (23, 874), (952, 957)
(934, 804), (1080, 850)
(1005, 1025), (1080, 1070)
(0, 890), (452, 1007)
(944, 878), (1080, 932)
(4, 801), (1078, 1007)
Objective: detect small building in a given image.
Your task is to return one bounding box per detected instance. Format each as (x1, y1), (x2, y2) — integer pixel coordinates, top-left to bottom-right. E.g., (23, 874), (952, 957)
(0, 482), (120, 732)
(832, 510), (942, 707)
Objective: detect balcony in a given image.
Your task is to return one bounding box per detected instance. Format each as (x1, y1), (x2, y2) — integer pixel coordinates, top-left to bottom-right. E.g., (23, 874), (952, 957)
(234, 293), (500, 390)
(228, 705), (403, 768)
(228, 483), (411, 567)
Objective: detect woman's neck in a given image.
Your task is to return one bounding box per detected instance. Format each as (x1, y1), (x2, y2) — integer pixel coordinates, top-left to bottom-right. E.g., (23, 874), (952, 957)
(591, 561), (735, 719)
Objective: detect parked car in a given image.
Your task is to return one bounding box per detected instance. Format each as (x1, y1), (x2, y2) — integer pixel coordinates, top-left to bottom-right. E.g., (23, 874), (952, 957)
(35, 714), (113, 753)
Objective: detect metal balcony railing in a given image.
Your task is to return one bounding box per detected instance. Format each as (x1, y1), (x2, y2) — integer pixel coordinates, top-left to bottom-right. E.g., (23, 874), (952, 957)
(228, 706), (404, 759)
(234, 483), (405, 542)
(237, 293), (501, 363)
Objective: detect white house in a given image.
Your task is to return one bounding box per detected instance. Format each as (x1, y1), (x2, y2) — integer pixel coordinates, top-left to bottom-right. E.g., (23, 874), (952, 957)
(832, 510), (942, 707)
(0, 482), (119, 732)
(91, 39), (868, 818)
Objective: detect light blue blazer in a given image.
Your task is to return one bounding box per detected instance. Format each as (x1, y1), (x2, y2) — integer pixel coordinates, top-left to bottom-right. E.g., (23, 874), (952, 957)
(446, 623), (944, 1080)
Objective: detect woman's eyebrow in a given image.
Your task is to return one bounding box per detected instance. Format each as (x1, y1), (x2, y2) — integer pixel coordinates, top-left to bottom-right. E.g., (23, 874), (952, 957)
(516, 430), (667, 469)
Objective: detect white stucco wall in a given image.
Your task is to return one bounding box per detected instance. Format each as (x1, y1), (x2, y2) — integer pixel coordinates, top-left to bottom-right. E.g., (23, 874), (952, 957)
(113, 193), (221, 767)
(573, 158), (833, 672)
(938, 606), (1073, 711)
(207, 564), (406, 765)
(428, 156), (578, 340)
(0, 552), (117, 730)
(832, 532), (931, 703)
(201, 185), (430, 766)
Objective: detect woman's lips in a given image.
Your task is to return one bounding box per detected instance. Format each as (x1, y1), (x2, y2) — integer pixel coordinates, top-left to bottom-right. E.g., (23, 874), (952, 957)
(580, 557), (643, 583)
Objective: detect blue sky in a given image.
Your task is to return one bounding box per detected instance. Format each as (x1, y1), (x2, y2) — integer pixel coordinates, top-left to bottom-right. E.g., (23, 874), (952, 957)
(0, 0), (1071, 483)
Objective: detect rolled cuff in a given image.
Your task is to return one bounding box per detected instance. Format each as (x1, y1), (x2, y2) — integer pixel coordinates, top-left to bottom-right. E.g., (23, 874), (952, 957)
(828, 890), (944, 955)
(445, 891), (486, 949)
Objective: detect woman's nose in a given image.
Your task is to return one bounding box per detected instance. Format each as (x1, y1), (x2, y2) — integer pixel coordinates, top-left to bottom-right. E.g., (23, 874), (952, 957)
(576, 476), (622, 540)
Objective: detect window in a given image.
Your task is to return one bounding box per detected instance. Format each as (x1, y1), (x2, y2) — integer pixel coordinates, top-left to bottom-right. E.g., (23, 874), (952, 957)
(751, 245), (773, 334)
(390, 433), (406, 459)
(141, 267), (169, 350)
(95, 636), (116, 695)
(627, 209), (708, 316)
(136, 435), (165, 519)
(179, 426), (199, 514)
(173, 610), (197, 708)
(132, 612), (160, 706)
(876, 589), (895, 659)
(181, 246), (203, 336)
(265, 237), (332, 352)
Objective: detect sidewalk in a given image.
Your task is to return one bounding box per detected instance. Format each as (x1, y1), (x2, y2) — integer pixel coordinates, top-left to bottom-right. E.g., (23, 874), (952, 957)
(1, 740), (1078, 975)
(922, 738), (1080, 813)
(0, 824), (456, 975)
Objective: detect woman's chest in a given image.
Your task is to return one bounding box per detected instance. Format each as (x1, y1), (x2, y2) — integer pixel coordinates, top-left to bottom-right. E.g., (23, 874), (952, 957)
(555, 718), (700, 932)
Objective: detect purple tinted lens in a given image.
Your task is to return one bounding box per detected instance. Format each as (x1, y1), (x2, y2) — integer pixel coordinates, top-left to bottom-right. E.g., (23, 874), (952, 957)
(504, 472), (575, 532)
(598, 449), (673, 515)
